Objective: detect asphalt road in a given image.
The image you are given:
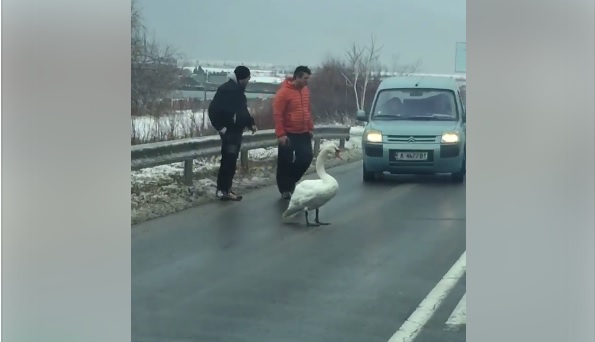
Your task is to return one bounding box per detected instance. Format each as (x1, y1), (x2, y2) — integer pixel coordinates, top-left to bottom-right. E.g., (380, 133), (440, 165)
(132, 161), (466, 342)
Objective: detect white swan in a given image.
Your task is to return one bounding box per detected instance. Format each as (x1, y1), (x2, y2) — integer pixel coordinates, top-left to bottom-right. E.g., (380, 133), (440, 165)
(282, 143), (342, 226)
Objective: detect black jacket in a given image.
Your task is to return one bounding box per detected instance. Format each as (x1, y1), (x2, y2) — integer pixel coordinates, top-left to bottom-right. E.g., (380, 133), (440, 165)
(208, 78), (255, 133)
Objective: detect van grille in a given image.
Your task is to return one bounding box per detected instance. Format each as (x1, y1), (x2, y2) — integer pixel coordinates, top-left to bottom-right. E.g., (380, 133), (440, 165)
(386, 135), (438, 143)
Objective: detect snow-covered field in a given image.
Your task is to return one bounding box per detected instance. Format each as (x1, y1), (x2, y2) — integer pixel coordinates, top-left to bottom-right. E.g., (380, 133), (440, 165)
(181, 65), (290, 82)
(131, 110), (354, 144)
(131, 126), (365, 224)
(131, 110), (211, 143)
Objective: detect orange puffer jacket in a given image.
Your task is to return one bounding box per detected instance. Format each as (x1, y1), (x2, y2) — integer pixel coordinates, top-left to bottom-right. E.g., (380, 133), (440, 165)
(272, 79), (314, 137)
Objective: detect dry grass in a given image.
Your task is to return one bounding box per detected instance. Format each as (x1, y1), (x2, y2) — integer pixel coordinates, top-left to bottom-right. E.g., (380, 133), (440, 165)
(130, 97), (278, 145)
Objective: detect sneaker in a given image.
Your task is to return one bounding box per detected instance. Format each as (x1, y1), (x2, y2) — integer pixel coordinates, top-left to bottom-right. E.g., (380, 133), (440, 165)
(281, 192), (292, 200)
(220, 191), (243, 201)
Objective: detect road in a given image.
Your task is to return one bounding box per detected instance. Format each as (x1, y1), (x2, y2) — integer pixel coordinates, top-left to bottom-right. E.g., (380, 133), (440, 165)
(132, 161), (466, 342)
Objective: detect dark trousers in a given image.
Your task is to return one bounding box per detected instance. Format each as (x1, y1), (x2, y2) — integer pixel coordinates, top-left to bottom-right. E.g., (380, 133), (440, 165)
(216, 130), (243, 193)
(276, 132), (313, 194)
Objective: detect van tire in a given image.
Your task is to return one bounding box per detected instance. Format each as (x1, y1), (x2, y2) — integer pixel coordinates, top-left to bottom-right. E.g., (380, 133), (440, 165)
(451, 150), (466, 183)
(363, 164), (376, 182)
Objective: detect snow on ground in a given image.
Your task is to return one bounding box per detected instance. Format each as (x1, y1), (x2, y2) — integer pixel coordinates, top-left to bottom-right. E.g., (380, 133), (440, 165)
(131, 126), (364, 224)
(131, 110), (211, 143)
(349, 125), (364, 136)
(132, 126), (363, 187)
(249, 147), (278, 161)
(250, 76), (284, 84)
(131, 110), (353, 144)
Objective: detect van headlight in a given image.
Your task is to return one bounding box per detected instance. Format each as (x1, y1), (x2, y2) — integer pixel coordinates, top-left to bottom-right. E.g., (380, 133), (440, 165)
(441, 131), (460, 144)
(365, 130), (383, 143)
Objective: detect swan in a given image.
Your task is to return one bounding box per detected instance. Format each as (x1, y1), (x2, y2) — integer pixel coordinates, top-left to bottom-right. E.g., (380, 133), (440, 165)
(282, 143), (342, 226)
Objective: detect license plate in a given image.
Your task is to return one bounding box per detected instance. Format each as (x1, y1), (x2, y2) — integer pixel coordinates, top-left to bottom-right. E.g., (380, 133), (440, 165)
(395, 151), (428, 161)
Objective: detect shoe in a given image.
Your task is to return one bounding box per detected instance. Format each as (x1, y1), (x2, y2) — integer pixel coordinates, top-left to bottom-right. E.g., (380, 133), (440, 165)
(220, 191), (243, 201)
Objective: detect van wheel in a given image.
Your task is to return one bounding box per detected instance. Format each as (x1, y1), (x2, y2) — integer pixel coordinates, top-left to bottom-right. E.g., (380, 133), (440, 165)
(451, 153), (466, 183)
(363, 164), (376, 182)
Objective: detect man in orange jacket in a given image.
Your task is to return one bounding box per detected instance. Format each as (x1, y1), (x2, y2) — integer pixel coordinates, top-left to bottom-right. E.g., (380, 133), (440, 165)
(272, 66), (314, 200)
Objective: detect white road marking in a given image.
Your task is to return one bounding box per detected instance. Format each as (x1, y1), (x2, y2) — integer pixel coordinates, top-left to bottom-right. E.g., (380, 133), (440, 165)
(387, 251), (466, 342)
(445, 293), (466, 328)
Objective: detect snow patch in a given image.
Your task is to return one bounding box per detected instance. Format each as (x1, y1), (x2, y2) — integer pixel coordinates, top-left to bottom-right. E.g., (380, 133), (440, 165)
(349, 125), (365, 136)
(131, 110), (211, 143)
(249, 147), (278, 161)
(132, 126), (363, 187)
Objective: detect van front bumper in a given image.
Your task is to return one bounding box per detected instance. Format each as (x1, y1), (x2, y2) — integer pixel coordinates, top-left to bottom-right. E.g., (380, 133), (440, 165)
(362, 142), (464, 174)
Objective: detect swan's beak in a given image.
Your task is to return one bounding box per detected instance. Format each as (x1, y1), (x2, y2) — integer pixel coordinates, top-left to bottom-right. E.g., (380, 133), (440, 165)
(335, 149), (343, 160)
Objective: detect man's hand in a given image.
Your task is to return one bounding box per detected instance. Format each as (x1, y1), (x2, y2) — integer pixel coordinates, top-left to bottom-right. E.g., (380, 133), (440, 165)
(278, 135), (289, 146)
(309, 130), (314, 138)
(250, 125), (258, 134)
(218, 128), (227, 140)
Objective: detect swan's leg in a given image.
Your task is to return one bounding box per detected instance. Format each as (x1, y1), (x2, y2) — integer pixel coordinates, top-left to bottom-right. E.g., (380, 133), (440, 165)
(315, 208), (330, 225)
(304, 210), (319, 227)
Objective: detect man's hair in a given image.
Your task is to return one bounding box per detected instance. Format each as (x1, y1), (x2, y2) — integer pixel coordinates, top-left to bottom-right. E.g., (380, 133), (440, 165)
(234, 65), (251, 81)
(293, 65), (312, 79)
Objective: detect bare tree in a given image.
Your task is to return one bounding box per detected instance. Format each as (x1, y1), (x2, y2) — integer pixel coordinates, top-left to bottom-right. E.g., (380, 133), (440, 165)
(340, 34), (383, 111)
(308, 55), (355, 123)
(308, 35), (424, 124)
(131, 0), (182, 116)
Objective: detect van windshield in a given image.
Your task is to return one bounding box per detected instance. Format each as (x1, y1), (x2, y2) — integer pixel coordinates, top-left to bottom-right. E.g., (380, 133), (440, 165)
(371, 88), (459, 121)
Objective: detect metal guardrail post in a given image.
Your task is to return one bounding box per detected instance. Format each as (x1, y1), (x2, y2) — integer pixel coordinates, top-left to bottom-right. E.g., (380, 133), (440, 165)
(339, 138), (346, 149)
(313, 137), (321, 156)
(183, 159), (193, 186)
(240, 149), (249, 172)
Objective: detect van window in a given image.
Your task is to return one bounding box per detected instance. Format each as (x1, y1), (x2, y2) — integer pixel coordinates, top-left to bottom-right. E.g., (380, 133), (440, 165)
(372, 88), (458, 121)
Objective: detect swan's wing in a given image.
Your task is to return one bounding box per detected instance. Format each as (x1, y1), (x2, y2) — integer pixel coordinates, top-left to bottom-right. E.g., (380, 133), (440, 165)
(289, 191), (319, 209)
(294, 179), (322, 193)
(289, 180), (323, 208)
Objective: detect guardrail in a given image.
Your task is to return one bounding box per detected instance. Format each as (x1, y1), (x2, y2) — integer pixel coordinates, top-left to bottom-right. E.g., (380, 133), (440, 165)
(131, 125), (352, 186)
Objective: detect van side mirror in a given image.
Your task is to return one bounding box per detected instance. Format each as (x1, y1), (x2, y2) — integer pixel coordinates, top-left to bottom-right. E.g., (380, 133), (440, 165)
(356, 110), (368, 122)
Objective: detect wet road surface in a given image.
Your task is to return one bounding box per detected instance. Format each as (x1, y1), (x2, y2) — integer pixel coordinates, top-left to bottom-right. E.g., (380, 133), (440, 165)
(133, 161), (466, 342)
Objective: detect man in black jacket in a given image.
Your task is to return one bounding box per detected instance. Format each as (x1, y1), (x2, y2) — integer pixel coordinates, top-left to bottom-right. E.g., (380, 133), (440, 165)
(208, 65), (257, 201)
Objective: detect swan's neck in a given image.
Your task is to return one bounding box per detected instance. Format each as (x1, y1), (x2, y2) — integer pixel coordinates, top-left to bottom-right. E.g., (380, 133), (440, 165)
(315, 153), (333, 182)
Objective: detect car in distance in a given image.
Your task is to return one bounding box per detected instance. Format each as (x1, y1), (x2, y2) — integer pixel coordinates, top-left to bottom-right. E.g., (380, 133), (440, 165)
(357, 76), (466, 183)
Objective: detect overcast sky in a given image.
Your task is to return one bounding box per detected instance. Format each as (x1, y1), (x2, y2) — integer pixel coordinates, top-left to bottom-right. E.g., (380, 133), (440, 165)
(136, 0), (466, 73)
